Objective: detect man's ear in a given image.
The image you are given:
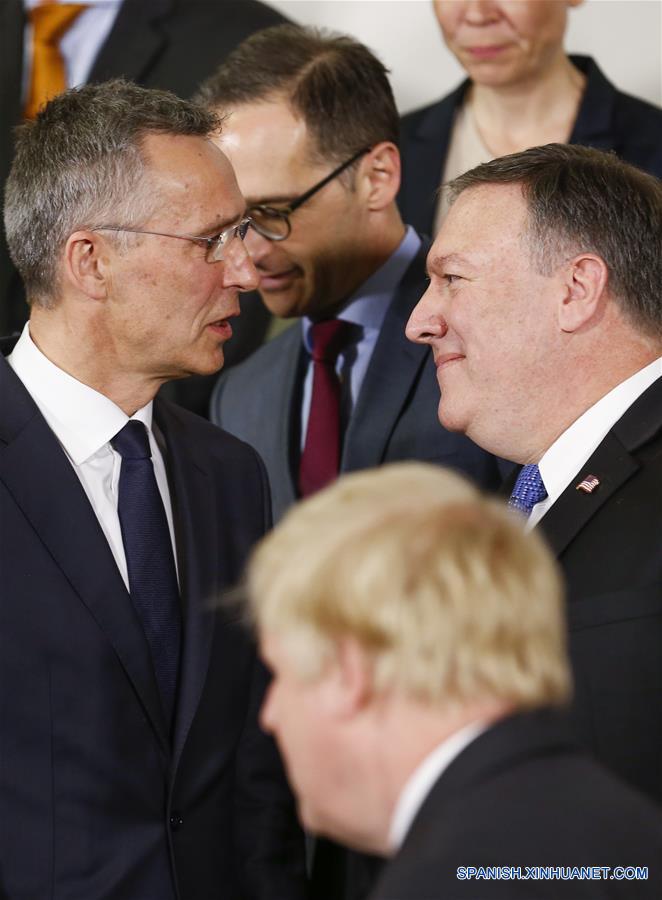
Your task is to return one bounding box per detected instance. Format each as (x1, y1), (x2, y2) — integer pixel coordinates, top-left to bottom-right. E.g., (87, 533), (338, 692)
(63, 230), (112, 300)
(327, 636), (374, 719)
(558, 253), (608, 333)
(360, 142), (401, 211)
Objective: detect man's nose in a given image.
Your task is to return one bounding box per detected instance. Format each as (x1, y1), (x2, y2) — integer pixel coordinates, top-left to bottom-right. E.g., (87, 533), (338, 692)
(405, 286), (449, 344)
(223, 237), (260, 292)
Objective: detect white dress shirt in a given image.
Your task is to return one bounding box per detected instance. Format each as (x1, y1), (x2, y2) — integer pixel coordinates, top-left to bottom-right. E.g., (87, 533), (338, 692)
(7, 323), (179, 590)
(388, 721), (486, 852)
(529, 358), (662, 529)
(22, 0), (124, 100)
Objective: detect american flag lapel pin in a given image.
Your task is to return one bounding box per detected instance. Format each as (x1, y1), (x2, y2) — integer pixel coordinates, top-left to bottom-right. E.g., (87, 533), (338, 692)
(576, 474), (600, 494)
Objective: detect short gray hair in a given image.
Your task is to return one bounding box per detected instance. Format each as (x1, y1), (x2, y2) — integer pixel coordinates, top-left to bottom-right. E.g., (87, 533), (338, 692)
(448, 144), (662, 340)
(4, 79), (220, 306)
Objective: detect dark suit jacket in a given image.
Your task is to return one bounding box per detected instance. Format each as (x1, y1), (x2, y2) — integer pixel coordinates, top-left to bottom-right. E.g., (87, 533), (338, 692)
(0, 350), (307, 900)
(0, 0), (283, 407)
(498, 376), (662, 806)
(210, 240), (503, 523)
(398, 55), (662, 237)
(371, 709), (662, 899)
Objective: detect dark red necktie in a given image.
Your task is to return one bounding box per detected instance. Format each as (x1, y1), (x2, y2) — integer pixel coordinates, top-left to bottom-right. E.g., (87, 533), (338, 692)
(298, 319), (351, 498)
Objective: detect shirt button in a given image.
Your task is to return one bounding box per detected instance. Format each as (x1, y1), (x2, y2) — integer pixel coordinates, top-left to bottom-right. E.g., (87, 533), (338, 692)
(169, 812), (183, 831)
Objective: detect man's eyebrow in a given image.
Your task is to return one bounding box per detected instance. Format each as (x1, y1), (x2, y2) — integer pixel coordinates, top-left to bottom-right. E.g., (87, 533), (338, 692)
(196, 210), (246, 236)
(246, 194), (296, 207)
(427, 252), (474, 274)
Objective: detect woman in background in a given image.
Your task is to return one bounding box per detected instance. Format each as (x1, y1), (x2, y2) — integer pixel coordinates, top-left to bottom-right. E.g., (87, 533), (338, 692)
(399, 0), (662, 235)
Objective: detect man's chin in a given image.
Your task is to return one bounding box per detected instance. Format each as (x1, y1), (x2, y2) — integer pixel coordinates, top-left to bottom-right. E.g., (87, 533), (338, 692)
(193, 352), (225, 377)
(260, 290), (303, 319)
(168, 349), (226, 381)
(257, 275), (306, 319)
(438, 399), (468, 434)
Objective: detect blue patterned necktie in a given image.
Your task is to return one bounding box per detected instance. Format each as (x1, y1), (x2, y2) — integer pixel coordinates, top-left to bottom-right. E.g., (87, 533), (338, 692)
(111, 420), (181, 726)
(508, 463), (548, 516)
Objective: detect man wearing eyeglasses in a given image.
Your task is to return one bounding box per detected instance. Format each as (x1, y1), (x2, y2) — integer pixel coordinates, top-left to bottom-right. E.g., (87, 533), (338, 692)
(0, 79), (306, 900)
(201, 25), (506, 900)
(202, 25), (504, 529)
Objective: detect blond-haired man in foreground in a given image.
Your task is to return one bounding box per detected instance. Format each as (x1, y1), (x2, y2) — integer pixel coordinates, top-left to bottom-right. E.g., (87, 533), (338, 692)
(247, 463), (662, 899)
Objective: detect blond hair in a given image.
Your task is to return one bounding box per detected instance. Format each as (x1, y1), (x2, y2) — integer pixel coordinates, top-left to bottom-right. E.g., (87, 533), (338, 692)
(247, 463), (571, 710)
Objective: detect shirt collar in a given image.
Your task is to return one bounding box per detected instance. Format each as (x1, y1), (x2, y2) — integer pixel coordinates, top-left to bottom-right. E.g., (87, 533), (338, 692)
(387, 720), (486, 853)
(7, 323), (153, 465)
(302, 226), (421, 351)
(538, 357), (662, 505)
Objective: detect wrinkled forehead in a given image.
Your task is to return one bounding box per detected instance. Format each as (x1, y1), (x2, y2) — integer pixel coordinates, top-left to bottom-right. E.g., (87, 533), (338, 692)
(141, 131), (234, 187)
(441, 182), (530, 251)
(141, 131), (245, 220)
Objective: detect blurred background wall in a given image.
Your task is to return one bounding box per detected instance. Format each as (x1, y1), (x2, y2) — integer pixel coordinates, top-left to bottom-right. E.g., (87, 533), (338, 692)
(264, 0), (662, 112)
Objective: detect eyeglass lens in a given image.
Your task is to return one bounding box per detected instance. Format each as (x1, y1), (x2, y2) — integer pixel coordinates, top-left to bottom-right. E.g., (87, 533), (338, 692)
(209, 218), (252, 263)
(247, 146), (371, 243)
(247, 207), (290, 242)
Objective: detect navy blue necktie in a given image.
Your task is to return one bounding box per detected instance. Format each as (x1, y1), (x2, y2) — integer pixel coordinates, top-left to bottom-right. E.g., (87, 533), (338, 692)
(508, 463), (548, 517)
(111, 420), (181, 725)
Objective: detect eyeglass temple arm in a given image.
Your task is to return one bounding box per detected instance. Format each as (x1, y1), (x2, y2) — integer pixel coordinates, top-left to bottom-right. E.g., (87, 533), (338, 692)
(286, 146), (371, 213)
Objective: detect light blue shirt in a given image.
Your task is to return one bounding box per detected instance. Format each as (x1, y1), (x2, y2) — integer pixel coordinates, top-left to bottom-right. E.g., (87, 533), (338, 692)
(300, 226), (422, 448)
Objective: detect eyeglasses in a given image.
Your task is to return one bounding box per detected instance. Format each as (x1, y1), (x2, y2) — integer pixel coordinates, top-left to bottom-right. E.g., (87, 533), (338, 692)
(247, 147), (371, 242)
(91, 216), (252, 263)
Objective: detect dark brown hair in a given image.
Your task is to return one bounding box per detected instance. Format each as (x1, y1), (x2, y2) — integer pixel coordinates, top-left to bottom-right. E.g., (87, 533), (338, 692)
(196, 24), (399, 166)
(449, 143), (662, 339)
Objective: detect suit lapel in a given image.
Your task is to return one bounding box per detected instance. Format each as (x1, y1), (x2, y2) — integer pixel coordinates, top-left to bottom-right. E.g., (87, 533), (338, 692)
(0, 361), (169, 752)
(538, 376), (662, 557)
(89, 0), (172, 84)
(260, 329), (303, 518)
(276, 332), (303, 508)
(569, 56), (617, 151)
(154, 402), (220, 770)
(399, 83), (465, 234)
(342, 244), (430, 471)
(538, 431), (639, 557)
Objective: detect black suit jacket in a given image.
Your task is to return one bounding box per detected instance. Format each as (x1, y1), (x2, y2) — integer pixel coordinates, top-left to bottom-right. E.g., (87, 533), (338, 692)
(0, 0), (284, 406)
(398, 55), (662, 237)
(210, 239), (504, 523)
(0, 351), (307, 899)
(531, 376), (662, 804)
(371, 709), (662, 899)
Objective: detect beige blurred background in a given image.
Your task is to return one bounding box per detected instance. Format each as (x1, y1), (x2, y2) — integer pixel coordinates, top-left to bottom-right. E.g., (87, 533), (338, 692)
(264, 0), (662, 112)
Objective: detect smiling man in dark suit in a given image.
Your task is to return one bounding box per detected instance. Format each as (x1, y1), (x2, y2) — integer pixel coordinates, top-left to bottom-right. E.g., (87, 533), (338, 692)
(246, 463), (662, 900)
(202, 25), (502, 527)
(0, 79), (306, 900)
(406, 143), (662, 805)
